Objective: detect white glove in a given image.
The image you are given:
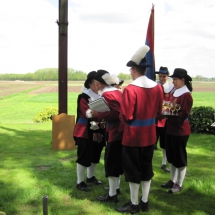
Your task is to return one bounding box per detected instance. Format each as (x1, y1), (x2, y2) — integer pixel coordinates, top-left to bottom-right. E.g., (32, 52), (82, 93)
(86, 109), (92, 118)
(90, 121), (99, 130)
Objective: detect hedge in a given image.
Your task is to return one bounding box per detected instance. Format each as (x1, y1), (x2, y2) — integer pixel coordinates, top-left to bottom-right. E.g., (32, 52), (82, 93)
(189, 106), (215, 134)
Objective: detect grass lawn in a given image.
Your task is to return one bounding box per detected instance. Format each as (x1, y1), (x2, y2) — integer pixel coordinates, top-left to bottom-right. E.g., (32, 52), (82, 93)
(0, 82), (215, 215)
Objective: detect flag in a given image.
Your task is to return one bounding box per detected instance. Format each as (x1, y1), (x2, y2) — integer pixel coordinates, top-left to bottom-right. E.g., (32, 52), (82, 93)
(145, 5), (155, 81)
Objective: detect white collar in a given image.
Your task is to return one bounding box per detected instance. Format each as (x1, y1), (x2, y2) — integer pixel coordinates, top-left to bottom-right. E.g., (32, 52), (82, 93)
(162, 82), (174, 93)
(101, 86), (118, 96)
(173, 85), (190, 97)
(130, 76), (157, 88)
(83, 88), (100, 100)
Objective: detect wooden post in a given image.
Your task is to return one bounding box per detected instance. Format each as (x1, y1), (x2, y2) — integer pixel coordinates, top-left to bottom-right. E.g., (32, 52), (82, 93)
(42, 196), (48, 215)
(57, 0), (68, 114)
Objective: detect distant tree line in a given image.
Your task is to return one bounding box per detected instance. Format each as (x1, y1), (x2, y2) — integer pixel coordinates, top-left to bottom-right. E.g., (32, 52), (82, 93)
(190, 75), (215, 81)
(0, 68), (86, 81)
(0, 68), (214, 81)
(0, 68), (132, 81)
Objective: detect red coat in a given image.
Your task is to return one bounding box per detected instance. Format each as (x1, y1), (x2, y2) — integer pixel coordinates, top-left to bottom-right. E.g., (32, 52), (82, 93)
(97, 88), (124, 143)
(166, 91), (193, 136)
(73, 96), (89, 139)
(73, 91), (104, 140)
(120, 78), (163, 147)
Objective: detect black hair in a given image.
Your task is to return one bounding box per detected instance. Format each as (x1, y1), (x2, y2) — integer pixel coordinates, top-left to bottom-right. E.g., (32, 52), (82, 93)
(185, 80), (193, 92)
(134, 67), (147, 75)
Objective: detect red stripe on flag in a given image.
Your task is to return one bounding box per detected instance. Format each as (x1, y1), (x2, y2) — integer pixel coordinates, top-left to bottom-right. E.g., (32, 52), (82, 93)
(145, 5), (155, 81)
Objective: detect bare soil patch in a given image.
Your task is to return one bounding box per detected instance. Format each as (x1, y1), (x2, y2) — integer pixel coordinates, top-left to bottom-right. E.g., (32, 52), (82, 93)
(194, 87), (215, 92)
(0, 81), (82, 97)
(36, 165), (51, 171)
(0, 80), (214, 97)
(30, 86), (82, 94)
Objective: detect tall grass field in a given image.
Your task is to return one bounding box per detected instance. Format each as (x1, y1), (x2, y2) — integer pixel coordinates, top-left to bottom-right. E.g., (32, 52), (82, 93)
(0, 81), (215, 215)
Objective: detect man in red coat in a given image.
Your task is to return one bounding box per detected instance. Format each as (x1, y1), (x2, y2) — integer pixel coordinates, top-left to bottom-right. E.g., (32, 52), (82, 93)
(90, 70), (124, 203)
(154, 66), (174, 173)
(117, 45), (163, 213)
(73, 71), (106, 192)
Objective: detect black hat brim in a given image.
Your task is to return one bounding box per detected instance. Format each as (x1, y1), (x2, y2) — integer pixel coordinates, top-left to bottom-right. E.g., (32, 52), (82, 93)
(169, 74), (192, 82)
(126, 60), (151, 68)
(155, 71), (169, 75)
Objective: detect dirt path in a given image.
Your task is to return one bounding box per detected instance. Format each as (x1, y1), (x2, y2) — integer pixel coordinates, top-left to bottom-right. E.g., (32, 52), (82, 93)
(0, 81), (214, 97)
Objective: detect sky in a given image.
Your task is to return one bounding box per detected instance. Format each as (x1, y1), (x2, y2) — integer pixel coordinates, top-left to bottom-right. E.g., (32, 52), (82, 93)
(0, 0), (215, 78)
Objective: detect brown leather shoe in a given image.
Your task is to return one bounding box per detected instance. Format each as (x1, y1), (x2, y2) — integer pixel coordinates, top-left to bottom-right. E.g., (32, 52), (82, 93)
(117, 201), (140, 214)
(87, 176), (102, 185)
(76, 181), (90, 192)
(97, 193), (118, 203)
(161, 180), (174, 188)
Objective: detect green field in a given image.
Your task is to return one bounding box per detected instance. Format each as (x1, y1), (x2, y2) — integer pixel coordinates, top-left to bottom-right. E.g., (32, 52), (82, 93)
(0, 82), (215, 215)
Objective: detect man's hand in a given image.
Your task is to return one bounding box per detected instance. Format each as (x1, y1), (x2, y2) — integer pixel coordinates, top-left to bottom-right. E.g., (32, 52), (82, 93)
(91, 110), (98, 118)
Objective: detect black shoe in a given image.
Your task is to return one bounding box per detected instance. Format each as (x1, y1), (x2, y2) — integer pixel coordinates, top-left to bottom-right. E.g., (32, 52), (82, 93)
(117, 201), (140, 214)
(104, 187), (121, 195)
(87, 176), (102, 185)
(139, 199), (149, 212)
(161, 180), (174, 188)
(161, 164), (170, 172)
(76, 181), (90, 192)
(97, 193), (118, 203)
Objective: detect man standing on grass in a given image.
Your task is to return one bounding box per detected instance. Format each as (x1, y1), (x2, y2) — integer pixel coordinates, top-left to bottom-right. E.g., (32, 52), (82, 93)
(74, 71), (106, 192)
(154, 66), (174, 173)
(117, 45), (163, 213)
(90, 70), (124, 203)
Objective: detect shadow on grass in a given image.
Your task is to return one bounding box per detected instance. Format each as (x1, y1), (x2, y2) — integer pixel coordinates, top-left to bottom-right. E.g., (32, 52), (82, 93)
(0, 126), (215, 214)
(150, 180), (215, 215)
(0, 125), (122, 215)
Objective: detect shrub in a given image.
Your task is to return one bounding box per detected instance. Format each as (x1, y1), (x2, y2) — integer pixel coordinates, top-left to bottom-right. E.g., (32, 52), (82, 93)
(189, 106), (215, 134)
(33, 107), (58, 123)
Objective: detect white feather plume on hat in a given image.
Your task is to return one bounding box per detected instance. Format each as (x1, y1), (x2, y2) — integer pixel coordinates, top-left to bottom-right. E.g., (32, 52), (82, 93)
(102, 73), (119, 86)
(131, 45), (150, 64)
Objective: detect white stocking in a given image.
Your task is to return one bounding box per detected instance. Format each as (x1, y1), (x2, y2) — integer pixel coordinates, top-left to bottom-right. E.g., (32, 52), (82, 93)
(87, 163), (96, 178)
(77, 163), (86, 184)
(129, 182), (140, 205)
(141, 180), (151, 203)
(178, 166), (186, 187)
(116, 175), (121, 189)
(170, 164), (177, 183)
(162, 149), (167, 165)
(108, 176), (118, 196)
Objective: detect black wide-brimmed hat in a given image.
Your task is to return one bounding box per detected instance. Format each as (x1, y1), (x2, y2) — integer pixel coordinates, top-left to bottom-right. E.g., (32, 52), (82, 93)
(169, 68), (192, 81)
(155, 66), (169, 75)
(94, 70), (109, 85)
(94, 70), (119, 86)
(84, 71), (97, 88)
(126, 45), (151, 68)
